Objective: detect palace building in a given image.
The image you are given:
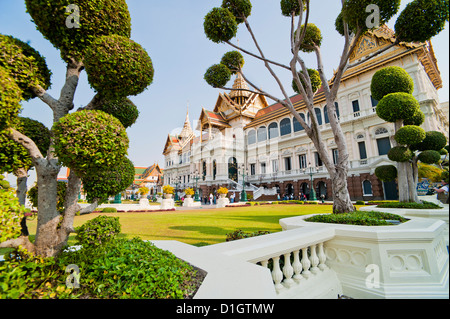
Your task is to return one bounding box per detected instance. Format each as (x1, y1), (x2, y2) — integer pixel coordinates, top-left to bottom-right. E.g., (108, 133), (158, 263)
(162, 25), (448, 201)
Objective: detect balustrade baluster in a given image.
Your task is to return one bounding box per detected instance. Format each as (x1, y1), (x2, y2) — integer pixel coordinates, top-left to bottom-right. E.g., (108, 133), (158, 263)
(282, 252), (294, 287)
(318, 243), (328, 270)
(292, 249), (303, 283)
(271, 256), (284, 292)
(301, 247), (311, 278)
(260, 260), (269, 268)
(310, 244), (320, 274)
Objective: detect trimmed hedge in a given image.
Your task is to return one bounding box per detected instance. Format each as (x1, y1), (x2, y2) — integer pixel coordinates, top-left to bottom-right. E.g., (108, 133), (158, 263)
(306, 211), (409, 226)
(376, 200), (441, 209)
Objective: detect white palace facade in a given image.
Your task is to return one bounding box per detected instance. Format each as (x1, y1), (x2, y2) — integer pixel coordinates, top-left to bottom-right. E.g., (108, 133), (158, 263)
(162, 25), (448, 201)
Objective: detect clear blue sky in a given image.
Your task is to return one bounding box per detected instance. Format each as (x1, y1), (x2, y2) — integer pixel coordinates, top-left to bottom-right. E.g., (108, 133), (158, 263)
(1, 0), (448, 172)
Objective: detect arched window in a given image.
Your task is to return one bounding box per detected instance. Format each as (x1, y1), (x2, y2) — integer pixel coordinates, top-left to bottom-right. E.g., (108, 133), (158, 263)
(293, 113), (306, 132)
(213, 160), (217, 180)
(247, 130), (256, 145)
(280, 118), (292, 136)
(268, 122), (279, 139)
(314, 108), (323, 125)
(375, 127), (388, 135)
(363, 180), (373, 195)
(202, 161), (207, 181)
(257, 126), (267, 142)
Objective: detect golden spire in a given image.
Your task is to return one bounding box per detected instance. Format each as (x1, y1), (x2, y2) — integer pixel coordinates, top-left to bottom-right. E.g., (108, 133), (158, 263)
(229, 71), (251, 103)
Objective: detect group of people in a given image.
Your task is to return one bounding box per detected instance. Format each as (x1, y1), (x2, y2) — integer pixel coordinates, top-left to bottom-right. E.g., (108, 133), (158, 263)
(277, 192), (309, 201)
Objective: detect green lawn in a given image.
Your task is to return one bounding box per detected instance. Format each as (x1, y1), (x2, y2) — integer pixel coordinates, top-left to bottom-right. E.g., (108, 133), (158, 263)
(24, 204), (334, 247)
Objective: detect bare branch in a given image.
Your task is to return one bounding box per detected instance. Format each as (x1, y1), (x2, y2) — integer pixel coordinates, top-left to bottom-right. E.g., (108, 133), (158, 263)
(225, 41), (290, 71)
(6, 128), (43, 161)
(0, 236), (35, 254)
(31, 85), (58, 110)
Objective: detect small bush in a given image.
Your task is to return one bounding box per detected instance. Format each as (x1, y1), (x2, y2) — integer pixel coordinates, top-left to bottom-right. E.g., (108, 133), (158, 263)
(226, 229), (271, 241)
(355, 200), (365, 205)
(102, 207), (117, 213)
(305, 201), (318, 205)
(377, 200), (441, 209)
(305, 211), (409, 226)
(75, 215), (121, 248)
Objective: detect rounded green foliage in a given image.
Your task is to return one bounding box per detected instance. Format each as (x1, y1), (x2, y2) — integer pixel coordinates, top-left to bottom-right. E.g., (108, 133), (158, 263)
(0, 34), (52, 102)
(403, 110), (425, 126)
(418, 150), (442, 164)
(75, 215), (121, 248)
(342, 0), (401, 32)
(204, 64), (232, 88)
(84, 34), (154, 100)
(411, 131), (447, 152)
(299, 24), (322, 52)
(52, 110), (129, 174)
(81, 156), (135, 202)
(388, 146), (413, 162)
(0, 117), (51, 174)
(221, 51), (245, 74)
(395, 0), (449, 43)
(335, 11), (358, 36)
(0, 67), (22, 130)
(0, 132), (32, 174)
(375, 165), (398, 182)
(204, 7), (238, 43)
(25, 0), (131, 61)
(97, 97), (139, 128)
(280, 0), (305, 17)
(222, 0), (252, 24)
(292, 68), (322, 94)
(370, 66), (414, 101)
(0, 175), (26, 243)
(394, 125), (426, 146)
(376, 92), (420, 123)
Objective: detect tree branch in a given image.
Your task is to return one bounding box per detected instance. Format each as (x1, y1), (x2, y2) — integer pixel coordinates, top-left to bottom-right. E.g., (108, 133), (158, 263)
(225, 41), (291, 70)
(6, 128), (43, 162)
(31, 85), (58, 111)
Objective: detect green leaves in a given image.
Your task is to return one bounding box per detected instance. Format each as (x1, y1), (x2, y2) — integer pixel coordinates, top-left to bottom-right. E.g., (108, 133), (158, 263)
(297, 24), (323, 52)
(341, 0), (401, 33)
(0, 34), (52, 101)
(81, 157), (135, 202)
(84, 35), (154, 100)
(204, 7), (238, 44)
(204, 64), (232, 88)
(0, 175), (26, 243)
(96, 97), (140, 128)
(221, 51), (245, 75)
(52, 110), (129, 175)
(370, 66), (414, 102)
(25, 0), (132, 62)
(222, 0), (252, 24)
(375, 165), (398, 182)
(75, 216), (121, 248)
(292, 68), (322, 95)
(280, 0), (305, 17)
(395, 0), (449, 43)
(0, 68), (22, 131)
(376, 92), (420, 123)
(394, 125), (426, 146)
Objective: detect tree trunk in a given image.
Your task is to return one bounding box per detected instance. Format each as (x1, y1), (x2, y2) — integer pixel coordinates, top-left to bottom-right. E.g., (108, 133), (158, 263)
(329, 165), (355, 214)
(33, 160), (62, 257)
(15, 168), (28, 206)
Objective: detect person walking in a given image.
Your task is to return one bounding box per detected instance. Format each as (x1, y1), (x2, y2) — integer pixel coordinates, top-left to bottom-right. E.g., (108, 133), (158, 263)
(209, 193), (213, 205)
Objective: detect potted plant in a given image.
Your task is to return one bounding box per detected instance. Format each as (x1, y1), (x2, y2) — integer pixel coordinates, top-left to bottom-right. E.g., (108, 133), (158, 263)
(185, 188), (194, 198)
(217, 187), (228, 198)
(162, 185), (174, 199)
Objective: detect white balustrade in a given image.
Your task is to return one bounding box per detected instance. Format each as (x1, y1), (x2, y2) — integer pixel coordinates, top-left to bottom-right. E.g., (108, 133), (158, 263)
(256, 241), (329, 293)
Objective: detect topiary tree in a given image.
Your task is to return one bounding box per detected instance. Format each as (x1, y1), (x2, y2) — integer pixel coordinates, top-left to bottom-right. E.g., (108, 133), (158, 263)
(0, 1), (153, 258)
(201, 0), (448, 214)
(372, 67), (448, 203)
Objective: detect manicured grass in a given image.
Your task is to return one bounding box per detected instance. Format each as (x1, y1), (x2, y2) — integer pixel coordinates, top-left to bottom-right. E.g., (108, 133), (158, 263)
(24, 204), (334, 247)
